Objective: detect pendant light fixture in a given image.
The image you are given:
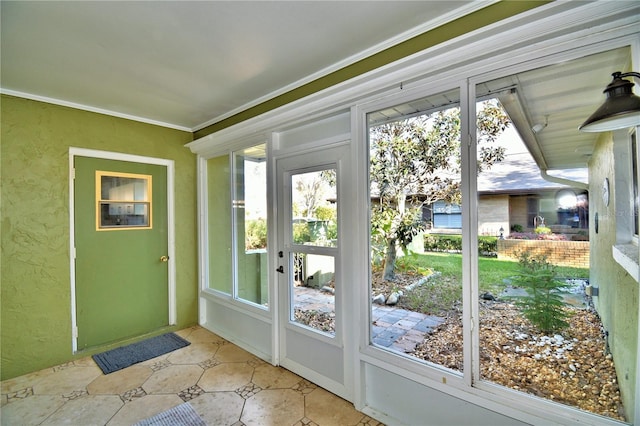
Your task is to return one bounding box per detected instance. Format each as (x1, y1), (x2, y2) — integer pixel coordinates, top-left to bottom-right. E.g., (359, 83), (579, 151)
(579, 71), (640, 132)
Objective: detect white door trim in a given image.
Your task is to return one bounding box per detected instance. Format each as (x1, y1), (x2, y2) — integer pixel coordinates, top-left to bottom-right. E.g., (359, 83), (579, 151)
(68, 147), (176, 353)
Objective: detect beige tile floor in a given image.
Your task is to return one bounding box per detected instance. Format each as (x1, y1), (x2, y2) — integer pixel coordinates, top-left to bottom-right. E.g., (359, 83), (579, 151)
(1, 326), (383, 426)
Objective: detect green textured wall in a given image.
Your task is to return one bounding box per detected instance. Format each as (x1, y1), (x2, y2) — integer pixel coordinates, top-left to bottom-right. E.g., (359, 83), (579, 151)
(590, 133), (638, 422)
(0, 95), (198, 380)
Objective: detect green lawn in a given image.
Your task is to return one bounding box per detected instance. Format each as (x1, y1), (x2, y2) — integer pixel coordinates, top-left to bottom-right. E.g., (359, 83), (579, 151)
(395, 252), (589, 315)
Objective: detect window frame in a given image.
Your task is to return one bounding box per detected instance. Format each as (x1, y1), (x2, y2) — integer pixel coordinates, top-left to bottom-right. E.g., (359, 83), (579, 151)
(613, 127), (640, 282)
(95, 170), (152, 231)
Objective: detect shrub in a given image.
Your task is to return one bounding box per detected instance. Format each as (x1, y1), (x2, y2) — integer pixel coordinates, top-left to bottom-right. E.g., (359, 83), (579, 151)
(424, 234), (497, 255)
(245, 218), (267, 250)
(535, 226), (552, 235)
(511, 251), (571, 333)
(478, 236), (498, 254)
(511, 224), (524, 233)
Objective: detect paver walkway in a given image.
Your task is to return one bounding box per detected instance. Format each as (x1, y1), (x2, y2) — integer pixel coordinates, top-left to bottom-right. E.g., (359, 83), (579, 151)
(294, 286), (444, 353)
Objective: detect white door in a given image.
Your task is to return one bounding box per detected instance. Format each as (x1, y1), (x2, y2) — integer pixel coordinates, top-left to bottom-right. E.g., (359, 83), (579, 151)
(276, 144), (350, 399)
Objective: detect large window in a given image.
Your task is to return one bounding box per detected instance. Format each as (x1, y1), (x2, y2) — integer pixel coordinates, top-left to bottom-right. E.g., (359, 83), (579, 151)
(367, 73), (625, 421)
(205, 144), (269, 307)
(368, 88), (464, 374)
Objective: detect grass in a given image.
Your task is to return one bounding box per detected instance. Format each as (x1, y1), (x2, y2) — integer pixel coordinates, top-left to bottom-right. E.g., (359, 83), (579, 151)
(396, 252), (589, 315)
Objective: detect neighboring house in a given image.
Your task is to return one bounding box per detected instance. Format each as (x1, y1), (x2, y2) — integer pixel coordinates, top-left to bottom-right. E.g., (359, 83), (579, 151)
(2, 3), (639, 426)
(421, 150), (589, 239)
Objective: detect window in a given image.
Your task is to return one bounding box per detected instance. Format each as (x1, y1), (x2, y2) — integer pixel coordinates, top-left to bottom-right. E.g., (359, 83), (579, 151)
(207, 155), (232, 294)
(204, 145), (270, 306)
(233, 145), (269, 307)
(476, 73), (622, 421)
(368, 89), (464, 374)
(432, 201), (462, 229)
(96, 171), (151, 230)
(366, 75), (624, 421)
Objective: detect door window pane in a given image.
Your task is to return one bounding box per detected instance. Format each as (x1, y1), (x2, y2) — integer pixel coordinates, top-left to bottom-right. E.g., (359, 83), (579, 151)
(96, 171), (151, 229)
(233, 144), (269, 307)
(290, 252), (335, 336)
(368, 89), (463, 373)
(291, 170), (337, 248)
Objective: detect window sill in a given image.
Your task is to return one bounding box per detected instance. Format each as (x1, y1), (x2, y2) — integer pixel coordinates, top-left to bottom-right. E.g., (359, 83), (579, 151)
(612, 243), (639, 283)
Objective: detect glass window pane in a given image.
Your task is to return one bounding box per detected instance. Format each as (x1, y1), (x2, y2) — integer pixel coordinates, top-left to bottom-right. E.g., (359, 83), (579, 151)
(233, 144), (269, 307)
(291, 170), (337, 247)
(291, 252), (335, 336)
(368, 89), (463, 373)
(96, 172), (151, 229)
(207, 155), (232, 295)
(475, 73), (626, 420)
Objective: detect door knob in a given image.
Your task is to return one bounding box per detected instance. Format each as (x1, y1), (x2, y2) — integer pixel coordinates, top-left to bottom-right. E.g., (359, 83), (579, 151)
(160, 255), (169, 262)
(276, 266), (284, 273)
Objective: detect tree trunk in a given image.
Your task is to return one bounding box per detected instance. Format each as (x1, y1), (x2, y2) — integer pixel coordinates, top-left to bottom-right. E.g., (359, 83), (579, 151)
(383, 238), (397, 281)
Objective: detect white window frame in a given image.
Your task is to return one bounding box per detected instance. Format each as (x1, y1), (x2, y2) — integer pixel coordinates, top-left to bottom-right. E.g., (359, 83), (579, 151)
(613, 127), (640, 282)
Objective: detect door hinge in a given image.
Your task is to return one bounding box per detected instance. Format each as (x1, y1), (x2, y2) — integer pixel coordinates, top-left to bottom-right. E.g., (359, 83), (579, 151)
(72, 327), (78, 339)
(73, 247), (76, 259)
(71, 168), (76, 180)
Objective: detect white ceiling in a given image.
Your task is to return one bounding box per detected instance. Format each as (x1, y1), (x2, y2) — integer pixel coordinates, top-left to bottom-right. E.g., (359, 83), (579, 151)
(0, 0), (482, 131)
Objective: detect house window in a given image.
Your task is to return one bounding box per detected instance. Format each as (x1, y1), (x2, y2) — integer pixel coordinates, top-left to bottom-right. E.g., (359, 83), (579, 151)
(432, 201), (462, 229)
(96, 171), (151, 230)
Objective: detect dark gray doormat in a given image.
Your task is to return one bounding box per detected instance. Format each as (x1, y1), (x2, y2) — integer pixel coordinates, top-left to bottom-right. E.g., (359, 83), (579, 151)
(92, 332), (190, 374)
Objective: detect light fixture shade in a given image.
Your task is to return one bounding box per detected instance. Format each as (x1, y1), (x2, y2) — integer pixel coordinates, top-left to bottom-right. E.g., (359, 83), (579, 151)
(579, 72), (640, 132)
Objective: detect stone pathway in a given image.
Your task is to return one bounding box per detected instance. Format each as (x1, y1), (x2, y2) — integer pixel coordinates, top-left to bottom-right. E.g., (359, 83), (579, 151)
(294, 286), (444, 353)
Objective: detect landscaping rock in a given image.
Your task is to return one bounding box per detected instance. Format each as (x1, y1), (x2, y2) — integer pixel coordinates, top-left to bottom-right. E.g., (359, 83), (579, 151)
(372, 294), (386, 305)
(385, 292), (400, 305)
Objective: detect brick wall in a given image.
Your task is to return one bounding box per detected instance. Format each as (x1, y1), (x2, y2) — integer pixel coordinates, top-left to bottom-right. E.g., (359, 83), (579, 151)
(497, 239), (589, 269)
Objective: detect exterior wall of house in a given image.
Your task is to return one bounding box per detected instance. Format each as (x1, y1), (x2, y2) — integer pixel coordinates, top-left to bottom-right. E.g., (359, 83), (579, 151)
(0, 95), (198, 380)
(478, 194), (509, 236)
(589, 131), (638, 421)
(509, 195), (530, 231)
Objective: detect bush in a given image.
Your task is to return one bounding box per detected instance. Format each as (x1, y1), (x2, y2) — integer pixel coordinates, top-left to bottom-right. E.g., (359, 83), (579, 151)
(245, 218), (267, 250)
(424, 234), (497, 255)
(535, 226), (552, 235)
(511, 224), (524, 233)
(512, 251), (571, 333)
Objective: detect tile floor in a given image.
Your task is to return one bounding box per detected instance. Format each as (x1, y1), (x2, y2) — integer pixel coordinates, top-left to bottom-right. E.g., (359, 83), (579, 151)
(1, 326), (383, 426)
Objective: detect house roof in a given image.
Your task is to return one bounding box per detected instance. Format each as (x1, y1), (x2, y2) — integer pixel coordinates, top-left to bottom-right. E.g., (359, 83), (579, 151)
(477, 152), (587, 195)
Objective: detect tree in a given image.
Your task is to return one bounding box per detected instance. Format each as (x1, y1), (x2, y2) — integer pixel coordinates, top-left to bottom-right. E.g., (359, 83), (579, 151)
(294, 173), (325, 218)
(370, 99), (510, 280)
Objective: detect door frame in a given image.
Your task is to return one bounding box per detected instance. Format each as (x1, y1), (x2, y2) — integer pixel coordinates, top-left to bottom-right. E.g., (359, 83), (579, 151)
(68, 147), (176, 353)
